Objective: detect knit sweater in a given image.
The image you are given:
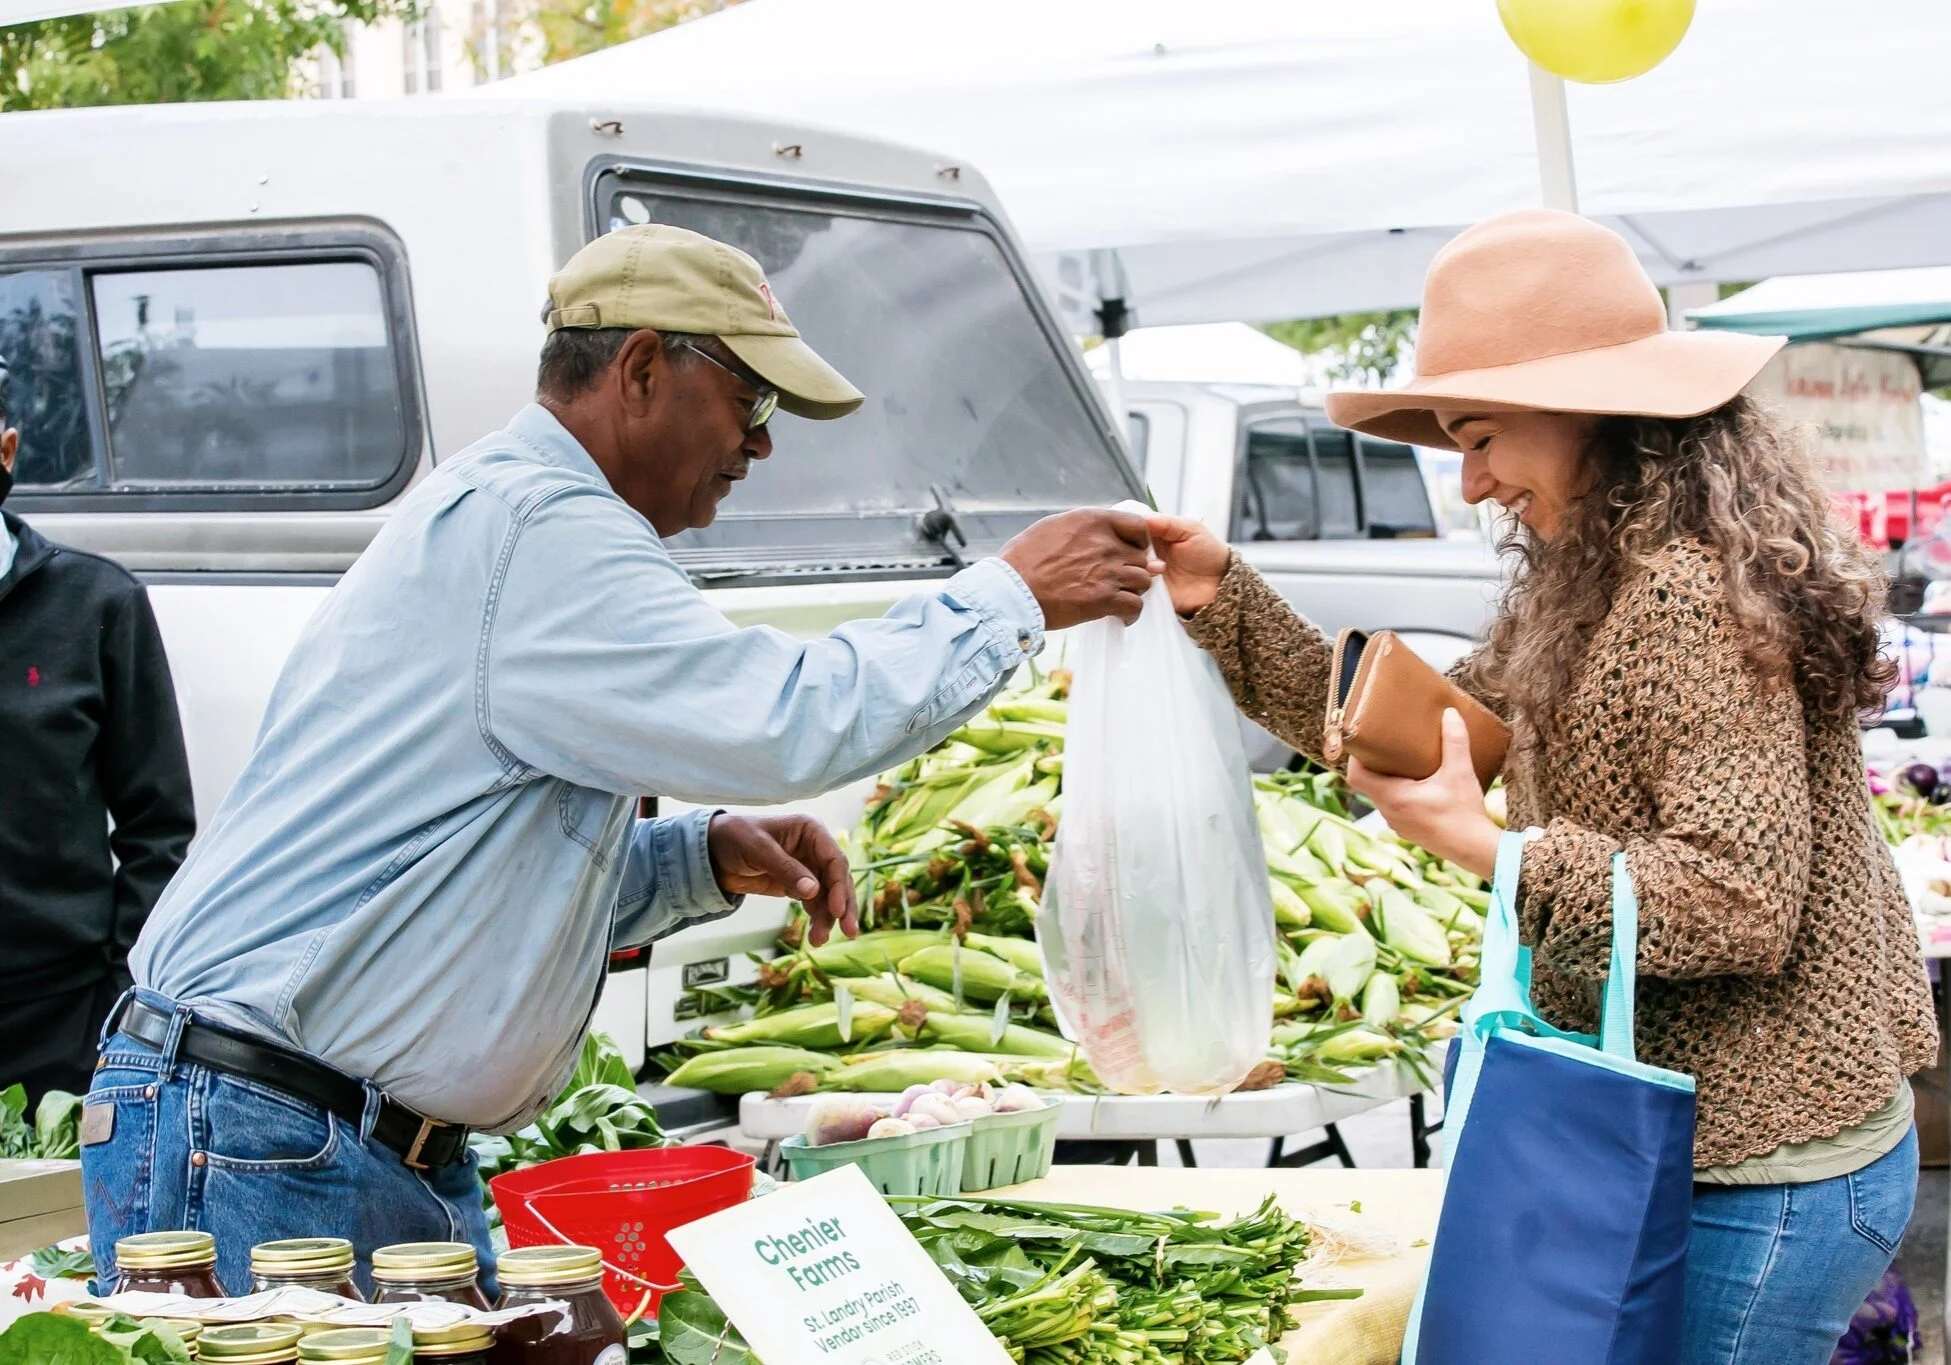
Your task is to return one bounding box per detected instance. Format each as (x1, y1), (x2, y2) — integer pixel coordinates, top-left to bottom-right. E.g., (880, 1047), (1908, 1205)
(1186, 542), (1938, 1167)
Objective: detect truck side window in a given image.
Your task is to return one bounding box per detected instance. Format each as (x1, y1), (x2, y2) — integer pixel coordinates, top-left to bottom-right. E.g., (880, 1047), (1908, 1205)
(1234, 420), (1316, 540)
(90, 262), (407, 489)
(1306, 427), (1361, 537)
(1356, 437), (1438, 538)
(0, 270), (92, 488)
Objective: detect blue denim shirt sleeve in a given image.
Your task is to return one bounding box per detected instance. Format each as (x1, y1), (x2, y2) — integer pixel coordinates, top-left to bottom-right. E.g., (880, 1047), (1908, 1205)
(612, 808), (740, 948)
(483, 484), (1043, 806)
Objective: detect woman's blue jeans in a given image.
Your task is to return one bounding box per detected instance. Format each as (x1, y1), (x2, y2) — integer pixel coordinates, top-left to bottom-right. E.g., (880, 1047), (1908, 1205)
(1682, 1127), (1919, 1365)
(79, 991), (493, 1299)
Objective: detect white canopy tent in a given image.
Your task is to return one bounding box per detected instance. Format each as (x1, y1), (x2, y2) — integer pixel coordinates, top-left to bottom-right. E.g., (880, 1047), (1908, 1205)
(479, 0), (1951, 333)
(1081, 323), (1320, 388)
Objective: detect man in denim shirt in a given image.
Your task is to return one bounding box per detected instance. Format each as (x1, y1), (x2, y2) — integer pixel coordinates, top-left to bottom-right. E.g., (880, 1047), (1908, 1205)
(83, 226), (1156, 1293)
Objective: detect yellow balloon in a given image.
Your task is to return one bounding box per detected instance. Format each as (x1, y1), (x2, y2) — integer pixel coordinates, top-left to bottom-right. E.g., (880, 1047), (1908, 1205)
(1497, 0), (1696, 84)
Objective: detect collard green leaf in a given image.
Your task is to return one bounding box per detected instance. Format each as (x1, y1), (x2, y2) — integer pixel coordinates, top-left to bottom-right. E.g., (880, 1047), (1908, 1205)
(0, 1083), (33, 1160)
(34, 1091), (84, 1160)
(27, 1244), (95, 1280)
(0, 1312), (128, 1364)
(656, 1290), (761, 1365)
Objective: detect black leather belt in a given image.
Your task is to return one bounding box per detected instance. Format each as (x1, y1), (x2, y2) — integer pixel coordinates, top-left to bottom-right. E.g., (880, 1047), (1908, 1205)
(116, 1000), (471, 1170)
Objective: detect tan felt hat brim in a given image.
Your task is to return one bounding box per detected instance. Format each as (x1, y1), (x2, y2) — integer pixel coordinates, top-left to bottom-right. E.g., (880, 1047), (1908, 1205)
(722, 332), (865, 421)
(1325, 329), (1787, 450)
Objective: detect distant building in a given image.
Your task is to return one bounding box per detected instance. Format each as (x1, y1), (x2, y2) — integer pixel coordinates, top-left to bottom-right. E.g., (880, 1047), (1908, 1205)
(311, 0), (538, 99)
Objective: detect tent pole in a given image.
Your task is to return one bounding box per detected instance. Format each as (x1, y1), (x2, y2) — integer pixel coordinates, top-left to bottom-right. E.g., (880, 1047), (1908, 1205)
(1101, 336), (1129, 443)
(1527, 63), (1579, 214)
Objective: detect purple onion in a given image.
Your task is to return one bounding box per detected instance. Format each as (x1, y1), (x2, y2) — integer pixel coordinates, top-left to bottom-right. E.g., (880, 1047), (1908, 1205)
(1902, 762), (1939, 799)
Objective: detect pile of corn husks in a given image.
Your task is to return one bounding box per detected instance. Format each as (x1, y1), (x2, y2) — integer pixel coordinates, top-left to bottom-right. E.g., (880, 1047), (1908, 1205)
(658, 672), (1483, 1098)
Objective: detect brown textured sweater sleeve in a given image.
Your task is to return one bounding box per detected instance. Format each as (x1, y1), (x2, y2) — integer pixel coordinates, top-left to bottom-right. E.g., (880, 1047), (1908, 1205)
(1520, 549), (1813, 982)
(1181, 554), (1336, 765)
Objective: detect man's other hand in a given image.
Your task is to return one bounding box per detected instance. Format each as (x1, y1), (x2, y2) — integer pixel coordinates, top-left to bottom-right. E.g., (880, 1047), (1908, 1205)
(707, 813), (859, 946)
(1000, 507), (1161, 630)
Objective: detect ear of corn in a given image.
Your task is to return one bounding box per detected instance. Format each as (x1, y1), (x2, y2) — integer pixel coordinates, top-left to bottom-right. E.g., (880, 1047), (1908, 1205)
(829, 1050), (1003, 1092)
(1321, 932), (1379, 1004)
(916, 1011), (1075, 1058)
(805, 930), (947, 977)
(1313, 1027), (1402, 1064)
(1380, 892), (1452, 968)
(702, 1000), (895, 1049)
(663, 1047), (841, 1094)
(1360, 972), (1402, 1030)
(899, 944), (1044, 1003)
(1293, 878), (1366, 935)
(840, 972), (960, 1015)
(1268, 879), (1311, 931)
(963, 932), (1047, 978)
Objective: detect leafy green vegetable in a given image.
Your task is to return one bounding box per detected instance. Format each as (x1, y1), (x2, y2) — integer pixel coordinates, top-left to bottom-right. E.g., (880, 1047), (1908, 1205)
(35, 1091), (85, 1160)
(0, 1312), (135, 1364)
(0, 1084), (32, 1160)
(94, 1315), (193, 1364)
(0, 1084), (87, 1160)
(28, 1243), (95, 1281)
(656, 1287), (760, 1365)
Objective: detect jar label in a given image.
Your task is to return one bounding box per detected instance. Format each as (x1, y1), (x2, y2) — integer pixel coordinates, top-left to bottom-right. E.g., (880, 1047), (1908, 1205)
(594, 1348), (627, 1365)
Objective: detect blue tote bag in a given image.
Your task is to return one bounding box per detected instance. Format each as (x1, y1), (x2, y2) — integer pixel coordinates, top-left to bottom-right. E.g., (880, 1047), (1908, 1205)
(1401, 830), (1696, 1365)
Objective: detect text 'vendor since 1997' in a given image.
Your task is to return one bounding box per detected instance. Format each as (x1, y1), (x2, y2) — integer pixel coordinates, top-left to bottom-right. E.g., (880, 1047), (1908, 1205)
(803, 1279), (923, 1354)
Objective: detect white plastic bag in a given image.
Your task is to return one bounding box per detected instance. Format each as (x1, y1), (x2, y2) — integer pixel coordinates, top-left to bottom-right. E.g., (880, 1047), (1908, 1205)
(1038, 531), (1277, 1095)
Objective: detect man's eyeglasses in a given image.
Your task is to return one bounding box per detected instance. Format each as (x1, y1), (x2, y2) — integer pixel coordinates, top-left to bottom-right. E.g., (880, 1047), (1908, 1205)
(678, 340), (779, 431)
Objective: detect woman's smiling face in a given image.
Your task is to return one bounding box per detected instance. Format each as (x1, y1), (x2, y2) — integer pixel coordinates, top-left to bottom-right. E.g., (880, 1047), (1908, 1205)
(1435, 408), (1595, 541)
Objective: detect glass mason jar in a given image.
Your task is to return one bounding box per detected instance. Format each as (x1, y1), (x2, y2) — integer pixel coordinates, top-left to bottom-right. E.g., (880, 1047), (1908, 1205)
(195, 1322), (304, 1364)
(296, 1326), (394, 1364)
(111, 1230), (229, 1298)
(370, 1242), (491, 1309)
(413, 1322), (496, 1364)
(492, 1246), (627, 1365)
(250, 1237), (365, 1300)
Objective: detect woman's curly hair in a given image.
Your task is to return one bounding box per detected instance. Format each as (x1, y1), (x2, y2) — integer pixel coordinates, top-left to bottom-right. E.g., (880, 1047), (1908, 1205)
(1459, 394), (1895, 737)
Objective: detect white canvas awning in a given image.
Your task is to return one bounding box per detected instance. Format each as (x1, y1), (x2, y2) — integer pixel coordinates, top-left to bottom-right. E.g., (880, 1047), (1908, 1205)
(477, 0), (1951, 330)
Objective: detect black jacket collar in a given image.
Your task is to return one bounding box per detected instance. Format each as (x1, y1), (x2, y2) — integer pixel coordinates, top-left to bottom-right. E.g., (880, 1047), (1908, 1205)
(0, 510), (55, 606)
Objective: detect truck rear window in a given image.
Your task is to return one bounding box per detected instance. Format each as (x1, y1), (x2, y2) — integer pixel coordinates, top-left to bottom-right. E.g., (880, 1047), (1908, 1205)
(0, 233), (417, 509)
(1234, 415), (1434, 541)
(591, 172), (1141, 581)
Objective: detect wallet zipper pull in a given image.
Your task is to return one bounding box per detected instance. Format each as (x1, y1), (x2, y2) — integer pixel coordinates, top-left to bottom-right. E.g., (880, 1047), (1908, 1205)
(1324, 705), (1345, 763)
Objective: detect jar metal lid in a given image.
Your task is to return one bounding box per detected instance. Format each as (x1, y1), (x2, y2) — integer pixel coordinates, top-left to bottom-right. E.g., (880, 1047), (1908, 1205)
(157, 1318), (204, 1343)
(251, 1237), (357, 1277)
(197, 1321), (304, 1362)
(51, 1300), (116, 1322)
(495, 1244), (604, 1287)
(412, 1322), (496, 1354)
(115, 1229), (218, 1270)
(294, 1326), (393, 1363)
(369, 1241), (478, 1281)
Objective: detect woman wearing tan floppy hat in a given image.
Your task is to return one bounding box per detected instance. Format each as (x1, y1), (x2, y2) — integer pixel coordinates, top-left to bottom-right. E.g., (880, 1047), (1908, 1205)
(1147, 209), (1936, 1364)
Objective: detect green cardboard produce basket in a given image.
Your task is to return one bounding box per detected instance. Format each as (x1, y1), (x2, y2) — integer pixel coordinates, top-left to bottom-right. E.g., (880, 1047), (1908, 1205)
(962, 1101), (1061, 1191)
(779, 1121), (970, 1196)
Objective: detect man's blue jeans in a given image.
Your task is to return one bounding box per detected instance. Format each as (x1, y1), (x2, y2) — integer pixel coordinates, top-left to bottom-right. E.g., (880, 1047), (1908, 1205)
(1682, 1126), (1919, 1365)
(80, 991), (493, 1298)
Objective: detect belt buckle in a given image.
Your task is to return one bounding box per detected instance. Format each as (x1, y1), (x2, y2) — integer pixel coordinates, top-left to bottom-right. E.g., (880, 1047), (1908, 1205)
(402, 1115), (449, 1171)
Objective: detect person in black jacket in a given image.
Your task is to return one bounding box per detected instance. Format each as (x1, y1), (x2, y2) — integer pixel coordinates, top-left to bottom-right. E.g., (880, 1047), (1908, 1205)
(0, 356), (195, 1103)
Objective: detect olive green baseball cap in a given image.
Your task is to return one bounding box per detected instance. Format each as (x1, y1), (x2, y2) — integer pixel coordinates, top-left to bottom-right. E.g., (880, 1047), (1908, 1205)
(544, 225), (864, 421)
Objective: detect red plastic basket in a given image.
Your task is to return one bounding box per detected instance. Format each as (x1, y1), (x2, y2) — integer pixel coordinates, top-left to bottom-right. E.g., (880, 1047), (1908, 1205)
(489, 1146), (755, 1316)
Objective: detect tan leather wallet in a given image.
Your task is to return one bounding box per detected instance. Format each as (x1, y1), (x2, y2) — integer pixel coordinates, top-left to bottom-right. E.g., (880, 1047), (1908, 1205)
(1321, 629), (1509, 789)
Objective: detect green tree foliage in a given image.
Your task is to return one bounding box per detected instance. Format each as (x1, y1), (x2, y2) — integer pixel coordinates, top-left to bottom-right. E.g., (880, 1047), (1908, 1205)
(503, 0), (733, 69)
(0, 0), (414, 112)
(1261, 310), (1418, 386)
